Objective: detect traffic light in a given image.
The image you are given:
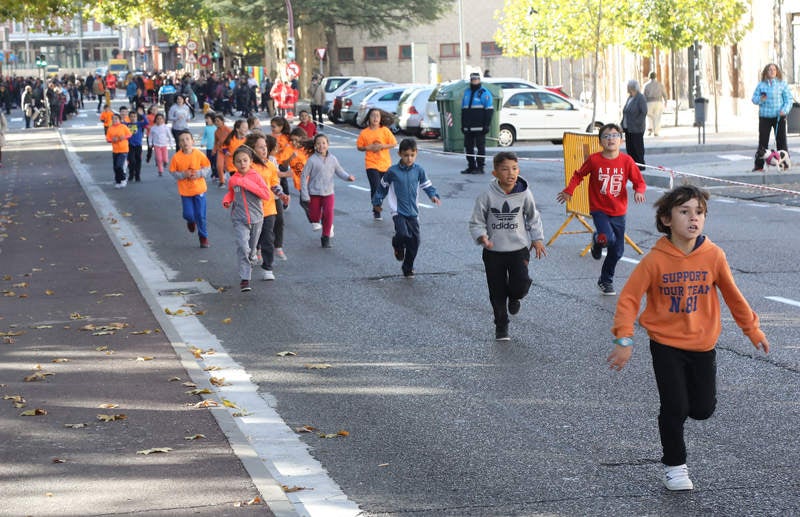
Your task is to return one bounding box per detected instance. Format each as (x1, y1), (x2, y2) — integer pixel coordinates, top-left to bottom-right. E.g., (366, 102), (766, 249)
(212, 41), (221, 59)
(286, 37), (295, 61)
(35, 54), (47, 67)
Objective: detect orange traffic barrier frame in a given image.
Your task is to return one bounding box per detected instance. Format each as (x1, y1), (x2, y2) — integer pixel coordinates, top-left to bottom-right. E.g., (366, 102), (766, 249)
(546, 132), (643, 256)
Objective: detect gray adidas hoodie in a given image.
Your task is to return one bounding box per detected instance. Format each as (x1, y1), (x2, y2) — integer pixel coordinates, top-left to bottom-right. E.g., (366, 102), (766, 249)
(469, 177), (544, 252)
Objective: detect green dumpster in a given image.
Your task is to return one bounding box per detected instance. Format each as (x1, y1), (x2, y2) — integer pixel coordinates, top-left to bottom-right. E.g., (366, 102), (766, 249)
(436, 80), (503, 153)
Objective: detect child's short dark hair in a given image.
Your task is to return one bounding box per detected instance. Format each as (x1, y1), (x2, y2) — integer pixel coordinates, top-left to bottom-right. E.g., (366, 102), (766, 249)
(493, 151), (518, 169)
(213, 113), (225, 123)
(598, 123), (622, 141)
(398, 138), (417, 153)
(654, 185), (709, 235)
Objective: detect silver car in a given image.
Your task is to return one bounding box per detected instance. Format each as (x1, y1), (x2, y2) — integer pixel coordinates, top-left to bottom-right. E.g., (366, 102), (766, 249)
(397, 86), (436, 136)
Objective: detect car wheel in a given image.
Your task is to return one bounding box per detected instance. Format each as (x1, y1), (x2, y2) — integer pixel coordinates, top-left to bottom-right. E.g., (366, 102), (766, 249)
(586, 121), (603, 132)
(497, 125), (515, 147)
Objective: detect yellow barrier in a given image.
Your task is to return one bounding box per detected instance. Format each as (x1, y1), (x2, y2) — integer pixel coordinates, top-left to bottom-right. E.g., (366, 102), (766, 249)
(546, 132), (643, 256)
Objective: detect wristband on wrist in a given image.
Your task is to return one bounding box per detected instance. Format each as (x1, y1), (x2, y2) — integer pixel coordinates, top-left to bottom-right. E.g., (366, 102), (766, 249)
(613, 337), (634, 347)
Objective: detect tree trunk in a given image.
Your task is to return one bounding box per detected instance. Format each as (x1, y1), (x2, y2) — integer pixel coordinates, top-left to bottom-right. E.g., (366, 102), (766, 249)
(324, 26), (338, 76)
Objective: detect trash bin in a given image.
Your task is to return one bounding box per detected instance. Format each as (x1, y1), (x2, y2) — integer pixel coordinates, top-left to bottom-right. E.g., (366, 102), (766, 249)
(436, 80), (503, 153)
(787, 101), (800, 134)
(694, 97), (707, 127)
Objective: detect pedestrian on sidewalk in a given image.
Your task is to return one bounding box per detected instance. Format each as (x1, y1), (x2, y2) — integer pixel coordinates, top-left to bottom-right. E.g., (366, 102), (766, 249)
(309, 75), (325, 127)
(644, 72), (667, 136)
(357, 108), (397, 221)
(621, 79), (648, 168)
(149, 113), (173, 177)
(607, 184), (770, 492)
(460, 72), (493, 175)
(556, 123), (647, 296)
(169, 131), (212, 248)
(106, 113), (132, 189)
(469, 151), (546, 341)
(222, 145), (273, 292)
(372, 138), (441, 278)
(751, 63), (793, 172)
(300, 133), (356, 248)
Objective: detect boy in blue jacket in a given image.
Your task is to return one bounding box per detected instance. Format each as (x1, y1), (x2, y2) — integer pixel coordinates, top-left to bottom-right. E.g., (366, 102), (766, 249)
(372, 138), (441, 277)
(126, 109), (148, 182)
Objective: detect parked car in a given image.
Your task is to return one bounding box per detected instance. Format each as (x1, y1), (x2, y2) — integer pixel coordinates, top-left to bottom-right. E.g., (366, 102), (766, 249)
(497, 88), (602, 146)
(339, 83), (395, 125)
(418, 89), (441, 139)
(397, 86), (435, 136)
(328, 81), (392, 123)
(355, 84), (414, 130)
(483, 76), (572, 99)
(321, 76), (383, 114)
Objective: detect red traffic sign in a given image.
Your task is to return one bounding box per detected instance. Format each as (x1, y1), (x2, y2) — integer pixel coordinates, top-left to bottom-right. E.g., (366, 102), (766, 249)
(315, 47), (327, 60)
(198, 54), (211, 67)
(285, 61), (301, 78)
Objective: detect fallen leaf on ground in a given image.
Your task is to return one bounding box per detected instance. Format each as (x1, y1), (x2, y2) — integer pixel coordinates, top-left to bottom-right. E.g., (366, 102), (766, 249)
(209, 377), (228, 386)
(203, 365), (222, 371)
(130, 329), (153, 335)
(45, 290), (55, 295)
(186, 388), (212, 395)
(304, 363), (332, 369)
(96, 414), (127, 422)
(92, 330), (116, 336)
(276, 351), (297, 357)
(181, 381), (197, 387)
(136, 447), (172, 455)
(12, 282), (28, 288)
(193, 400), (219, 408)
(378, 463), (390, 467)
(337, 430), (350, 437)
(0, 330), (24, 337)
(168, 377), (181, 382)
(97, 403), (119, 409)
(221, 398), (239, 409)
(32, 325), (53, 329)
(184, 434), (206, 440)
(295, 425), (316, 433)
(69, 312), (87, 320)
(64, 423), (87, 428)
(24, 372), (54, 382)
(164, 308), (187, 316)
(103, 293), (123, 297)
(95, 346), (108, 351)
(51, 358), (69, 363)
(136, 356), (154, 361)
(4, 395), (25, 403)
(281, 485), (307, 493)
(233, 497), (261, 507)
(222, 318), (232, 324)
(52, 458), (66, 463)
(231, 411), (250, 417)
(20, 408), (47, 416)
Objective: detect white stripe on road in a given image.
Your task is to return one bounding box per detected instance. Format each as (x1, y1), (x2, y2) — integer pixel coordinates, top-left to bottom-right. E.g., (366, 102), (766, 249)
(765, 296), (800, 308)
(348, 184), (370, 191)
(718, 154), (752, 161)
(620, 257), (640, 264)
(418, 202), (433, 209)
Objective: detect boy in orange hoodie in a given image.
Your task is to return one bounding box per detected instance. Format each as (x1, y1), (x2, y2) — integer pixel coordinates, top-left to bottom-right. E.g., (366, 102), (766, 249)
(608, 185), (770, 492)
(105, 113), (132, 188)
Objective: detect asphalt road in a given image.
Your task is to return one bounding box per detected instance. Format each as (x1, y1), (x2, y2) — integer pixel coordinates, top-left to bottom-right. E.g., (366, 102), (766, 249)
(38, 107), (800, 516)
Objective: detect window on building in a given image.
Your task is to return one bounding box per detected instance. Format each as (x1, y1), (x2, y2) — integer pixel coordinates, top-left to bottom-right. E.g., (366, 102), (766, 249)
(481, 41), (502, 57)
(440, 43), (469, 59)
(399, 45), (412, 60)
(338, 47), (354, 62)
(364, 46), (388, 61)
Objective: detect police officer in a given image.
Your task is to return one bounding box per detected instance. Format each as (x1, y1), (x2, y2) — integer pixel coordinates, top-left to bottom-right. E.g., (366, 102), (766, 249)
(460, 72), (493, 174)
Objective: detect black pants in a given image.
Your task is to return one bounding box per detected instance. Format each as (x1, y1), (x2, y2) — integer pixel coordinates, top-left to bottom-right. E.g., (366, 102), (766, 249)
(482, 247), (532, 328)
(258, 215), (276, 269)
(624, 131), (645, 167)
(650, 341), (716, 466)
(273, 199), (285, 248)
(393, 215), (421, 275)
(754, 115), (788, 169)
(464, 132), (487, 169)
(311, 104), (324, 125)
(366, 168), (384, 214)
(127, 145), (142, 181)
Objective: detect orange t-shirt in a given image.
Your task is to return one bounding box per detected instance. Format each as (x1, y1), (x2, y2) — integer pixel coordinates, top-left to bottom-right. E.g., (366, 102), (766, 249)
(273, 134), (293, 165)
(253, 161), (280, 217)
(106, 123), (132, 153)
(213, 125), (232, 154)
(288, 148), (310, 192)
(169, 148), (210, 197)
(221, 134), (245, 173)
(99, 110), (114, 128)
(356, 126), (397, 172)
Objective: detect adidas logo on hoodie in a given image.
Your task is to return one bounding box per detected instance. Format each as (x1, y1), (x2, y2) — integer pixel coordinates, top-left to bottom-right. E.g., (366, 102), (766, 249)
(490, 201), (520, 230)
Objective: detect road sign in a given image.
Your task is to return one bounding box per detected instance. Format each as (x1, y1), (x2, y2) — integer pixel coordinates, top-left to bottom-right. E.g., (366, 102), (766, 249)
(186, 54), (197, 64)
(285, 61), (301, 78)
(186, 40), (198, 52)
(315, 48), (327, 60)
(198, 54), (211, 67)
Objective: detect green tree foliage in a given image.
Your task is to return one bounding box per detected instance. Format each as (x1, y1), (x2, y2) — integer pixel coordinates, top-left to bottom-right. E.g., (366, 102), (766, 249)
(0, 1), (80, 31)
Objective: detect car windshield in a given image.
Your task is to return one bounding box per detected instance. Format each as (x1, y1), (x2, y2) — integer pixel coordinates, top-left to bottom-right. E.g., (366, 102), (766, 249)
(325, 78), (349, 93)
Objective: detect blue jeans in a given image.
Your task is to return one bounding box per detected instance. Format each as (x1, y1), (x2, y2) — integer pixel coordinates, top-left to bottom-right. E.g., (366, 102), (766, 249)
(591, 211), (626, 285)
(112, 152), (127, 184)
(181, 194), (208, 238)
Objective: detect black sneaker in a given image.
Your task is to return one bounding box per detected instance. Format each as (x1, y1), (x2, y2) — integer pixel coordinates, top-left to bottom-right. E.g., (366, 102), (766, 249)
(495, 326), (510, 341)
(508, 298), (521, 315)
(321, 236), (332, 248)
(597, 281), (616, 296)
(240, 280), (251, 292)
(460, 167), (476, 174)
(402, 269), (415, 278)
(394, 245), (405, 261)
(373, 210), (383, 221)
(590, 233), (606, 260)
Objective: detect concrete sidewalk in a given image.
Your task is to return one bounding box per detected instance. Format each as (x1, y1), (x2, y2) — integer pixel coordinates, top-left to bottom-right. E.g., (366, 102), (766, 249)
(0, 130), (291, 516)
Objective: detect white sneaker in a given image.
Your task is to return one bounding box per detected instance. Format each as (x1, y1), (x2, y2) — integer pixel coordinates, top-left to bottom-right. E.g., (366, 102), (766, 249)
(275, 248), (287, 260)
(120, 179), (127, 188)
(663, 464), (694, 491)
(311, 222), (322, 231)
(114, 183), (123, 189)
(329, 225), (335, 238)
(261, 269), (275, 281)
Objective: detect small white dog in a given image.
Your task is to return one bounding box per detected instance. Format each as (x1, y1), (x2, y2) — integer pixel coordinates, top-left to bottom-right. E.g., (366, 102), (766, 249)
(759, 149), (791, 171)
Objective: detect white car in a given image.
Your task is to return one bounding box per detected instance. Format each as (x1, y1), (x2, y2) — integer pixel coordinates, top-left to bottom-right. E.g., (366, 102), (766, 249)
(355, 84), (415, 129)
(397, 86), (436, 136)
(321, 76), (383, 113)
(498, 88), (600, 146)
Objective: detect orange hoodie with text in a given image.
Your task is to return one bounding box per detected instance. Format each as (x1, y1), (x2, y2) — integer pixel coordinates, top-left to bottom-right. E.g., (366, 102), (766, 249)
(612, 236), (765, 352)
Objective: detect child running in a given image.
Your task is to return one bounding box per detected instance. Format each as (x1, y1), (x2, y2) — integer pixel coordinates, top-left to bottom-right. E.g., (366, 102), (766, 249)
(556, 122), (646, 295)
(148, 112), (173, 177)
(125, 110), (148, 182)
(212, 114), (232, 185)
(222, 145), (273, 292)
(372, 138), (441, 277)
(469, 151), (546, 341)
(357, 108), (397, 221)
(245, 132), (289, 281)
(105, 113), (132, 188)
(216, 119), (248, 187)
(608, 185), (769, 491)
(201, 112), (217, 181)
(168, 131), (212, 248)
(271, 116), (293, 202)
(300, 133), (355, 248)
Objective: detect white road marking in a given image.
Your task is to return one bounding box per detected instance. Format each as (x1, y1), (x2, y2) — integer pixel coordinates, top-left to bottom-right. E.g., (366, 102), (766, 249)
(60, 131), (360, 517)
(718, 154), (752, 161)
(765, 296), (800, 308)
(418, 202), (433, 208)
(620, 257), (640, 264)
(348, 184), (370, 191)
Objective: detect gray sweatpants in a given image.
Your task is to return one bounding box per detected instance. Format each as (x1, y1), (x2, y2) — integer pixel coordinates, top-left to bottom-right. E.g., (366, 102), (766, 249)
(234, 220), (263, 281)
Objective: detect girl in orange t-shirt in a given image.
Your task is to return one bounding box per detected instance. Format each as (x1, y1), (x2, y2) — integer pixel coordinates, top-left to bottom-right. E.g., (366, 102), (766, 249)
(216, 119), (247, 187)
(356, 108), (397, 220)
(271, 116), (294, 203)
